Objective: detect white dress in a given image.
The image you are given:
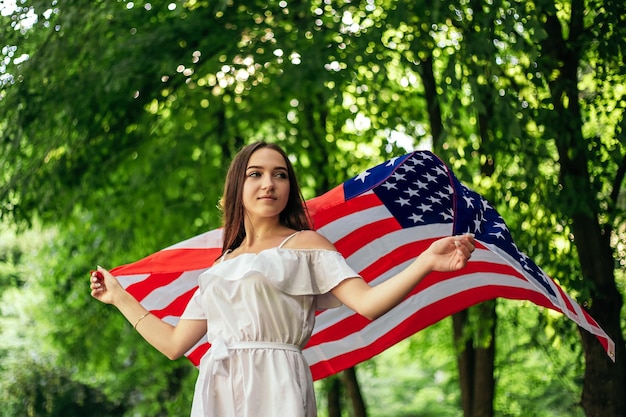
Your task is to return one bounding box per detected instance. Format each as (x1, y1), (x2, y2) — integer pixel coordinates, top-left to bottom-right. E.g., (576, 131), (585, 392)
(180, 234), (360, 417)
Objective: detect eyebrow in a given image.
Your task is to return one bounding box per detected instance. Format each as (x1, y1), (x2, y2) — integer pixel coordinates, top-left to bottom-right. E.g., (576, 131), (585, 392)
(246, 165), (288, 171)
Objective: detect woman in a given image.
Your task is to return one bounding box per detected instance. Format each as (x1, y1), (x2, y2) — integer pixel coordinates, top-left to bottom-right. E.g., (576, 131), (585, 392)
(90, 141), (475, 417)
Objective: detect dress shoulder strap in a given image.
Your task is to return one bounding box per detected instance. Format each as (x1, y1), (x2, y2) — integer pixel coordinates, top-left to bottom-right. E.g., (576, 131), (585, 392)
(218, 249), (232, 263)
(278, 231), (301, 248)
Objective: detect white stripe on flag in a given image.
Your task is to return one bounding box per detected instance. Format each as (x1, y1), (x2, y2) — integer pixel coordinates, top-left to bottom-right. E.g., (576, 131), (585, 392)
(311, 246), (507, 334)
(117, 273), (151, 288)
(304, 271), (536, 366)
(481, 241), (603, 336)
(138, 269), (205, 310)
(343, 224), (451, 275)
(165, 229), (223, 250)
(316, 204), (391, 242)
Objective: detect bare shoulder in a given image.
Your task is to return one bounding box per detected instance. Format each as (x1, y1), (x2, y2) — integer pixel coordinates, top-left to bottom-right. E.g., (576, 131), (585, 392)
(286, 230), (337, 251)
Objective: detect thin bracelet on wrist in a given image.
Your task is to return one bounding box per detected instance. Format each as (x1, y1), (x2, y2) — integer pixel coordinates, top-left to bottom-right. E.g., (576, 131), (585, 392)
(133, 311), (151, 330)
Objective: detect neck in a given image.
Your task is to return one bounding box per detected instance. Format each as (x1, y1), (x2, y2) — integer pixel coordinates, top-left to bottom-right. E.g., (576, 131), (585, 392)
(242, 218), (284, 248)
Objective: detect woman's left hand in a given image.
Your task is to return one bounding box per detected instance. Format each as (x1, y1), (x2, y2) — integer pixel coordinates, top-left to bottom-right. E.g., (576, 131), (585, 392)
(424, 233), (475, 272)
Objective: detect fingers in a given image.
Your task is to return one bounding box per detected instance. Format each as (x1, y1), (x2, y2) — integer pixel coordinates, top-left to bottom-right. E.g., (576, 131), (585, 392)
(91, 269), (104, 280)
(90, 268), (106, 293)
(453, 234), (475, 261)
(460, 232), (475, 246)
(459, 233), (475, 252)
(97, 264), (111, 277)
(427, 234), (476, 272)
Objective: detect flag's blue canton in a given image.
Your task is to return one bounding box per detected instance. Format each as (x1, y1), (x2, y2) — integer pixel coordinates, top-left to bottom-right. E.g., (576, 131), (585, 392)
(346, 150), (556, 298)
(353, 151), (456, 229)
(450, 172), (556, 298)
(343, 153), (414, 200)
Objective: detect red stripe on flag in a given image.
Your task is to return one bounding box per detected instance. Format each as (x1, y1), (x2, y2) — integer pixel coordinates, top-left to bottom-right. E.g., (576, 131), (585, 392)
(112, 248), (220, 275)
(187, 343), (210, 366)
(306, 184), (344, 227)
(553, 281), (578, 317)
(149, 287), (198, 319)
(307, 283), (555, 380)
(309, 191), (380, 229)
(307, 314), (372, 346)
(126, 272), (185, 302)
(357, 239), (436, 283)
(306, 260), (528, 349)
(334, 217), (402, 258)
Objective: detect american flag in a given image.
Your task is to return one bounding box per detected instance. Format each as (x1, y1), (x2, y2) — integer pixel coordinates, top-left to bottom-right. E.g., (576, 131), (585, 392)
(111, 151), (615, 379)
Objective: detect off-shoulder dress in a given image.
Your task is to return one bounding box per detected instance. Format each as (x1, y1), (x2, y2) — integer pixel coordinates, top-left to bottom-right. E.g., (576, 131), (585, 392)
(180, 232), (360, 417)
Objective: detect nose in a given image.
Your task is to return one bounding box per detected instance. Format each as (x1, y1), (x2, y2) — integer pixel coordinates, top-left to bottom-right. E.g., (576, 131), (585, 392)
(261, 174), (274, 190)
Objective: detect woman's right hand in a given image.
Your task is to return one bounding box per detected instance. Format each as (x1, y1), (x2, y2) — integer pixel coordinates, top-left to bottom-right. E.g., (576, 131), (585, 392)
(90, 265), (124, 305)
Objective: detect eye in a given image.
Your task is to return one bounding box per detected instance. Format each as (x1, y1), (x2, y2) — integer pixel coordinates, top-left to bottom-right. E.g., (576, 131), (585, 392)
(247, 171), (261, 177)
(274, 171), (288, 179)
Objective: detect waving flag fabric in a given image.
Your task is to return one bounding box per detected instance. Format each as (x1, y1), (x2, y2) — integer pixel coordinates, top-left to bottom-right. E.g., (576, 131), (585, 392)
(111, 151), (615, 379)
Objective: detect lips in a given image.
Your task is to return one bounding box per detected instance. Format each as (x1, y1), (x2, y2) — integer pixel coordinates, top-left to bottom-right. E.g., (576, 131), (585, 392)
(258, 195), (276, 200)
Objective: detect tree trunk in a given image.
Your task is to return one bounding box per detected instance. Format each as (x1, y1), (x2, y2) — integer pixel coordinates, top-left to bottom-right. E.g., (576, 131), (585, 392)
(323, 368), (368, 417)
(453, 302), (496, 417)
(539, 2), (626, 415)
(420, 49), (497, 417)
(326, 374), (343, 417)
(341, 367), (368, 417)
(420, 54), (444, 147)
(554, 100), (626, 415)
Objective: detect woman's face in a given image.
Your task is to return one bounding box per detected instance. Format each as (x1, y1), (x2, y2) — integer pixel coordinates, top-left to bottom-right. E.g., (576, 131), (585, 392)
(242, 147), (291, 221)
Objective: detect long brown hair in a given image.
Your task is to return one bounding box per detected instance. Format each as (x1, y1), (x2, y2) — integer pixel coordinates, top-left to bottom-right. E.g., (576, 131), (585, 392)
(220, 142), (311, 254)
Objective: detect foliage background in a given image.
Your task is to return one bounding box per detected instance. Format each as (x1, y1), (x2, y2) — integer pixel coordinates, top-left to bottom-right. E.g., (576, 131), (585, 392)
(1, 0), (624, 416)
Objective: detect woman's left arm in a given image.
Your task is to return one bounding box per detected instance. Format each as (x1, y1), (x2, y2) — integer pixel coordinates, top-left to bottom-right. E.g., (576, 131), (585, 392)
(330, 234), (475, 320)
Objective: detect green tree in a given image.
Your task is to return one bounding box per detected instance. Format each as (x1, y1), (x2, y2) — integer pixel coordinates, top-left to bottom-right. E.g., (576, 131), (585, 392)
(1, 0), (624, 416)
(0, 226), (128, 416)
(367, 1), (626, 415)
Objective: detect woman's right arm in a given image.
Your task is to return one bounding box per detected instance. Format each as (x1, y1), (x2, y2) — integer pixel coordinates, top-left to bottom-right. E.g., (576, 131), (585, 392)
(91, 266), (206, 360)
